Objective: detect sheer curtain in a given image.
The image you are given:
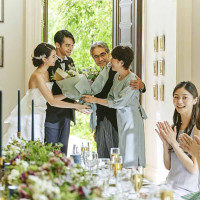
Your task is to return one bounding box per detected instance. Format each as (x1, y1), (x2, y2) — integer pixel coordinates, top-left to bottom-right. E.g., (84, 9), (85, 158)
(24, 0), (41, 90)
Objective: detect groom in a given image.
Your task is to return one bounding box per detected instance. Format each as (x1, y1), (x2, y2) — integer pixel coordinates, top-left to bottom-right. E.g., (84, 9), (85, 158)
(45, 30), (76, 154)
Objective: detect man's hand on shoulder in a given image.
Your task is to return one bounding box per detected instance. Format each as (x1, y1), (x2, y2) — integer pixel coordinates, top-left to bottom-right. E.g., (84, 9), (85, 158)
(129, 75), (144, 91)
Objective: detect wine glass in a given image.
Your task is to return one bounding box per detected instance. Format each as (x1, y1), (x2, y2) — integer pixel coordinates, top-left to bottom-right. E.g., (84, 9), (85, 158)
(97, 158), (111, 192)
(131, 172), (143, 199)
(110, 148), (120, 161)
(117, 169), (132, 200)
(81, 146), (89, 154)
(111, 155), (123, 177)
(81, 146), (89, 166)
(84, 151), (98, 173)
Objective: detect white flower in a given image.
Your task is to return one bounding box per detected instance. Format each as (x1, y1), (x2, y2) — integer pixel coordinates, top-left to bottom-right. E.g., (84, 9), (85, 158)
(2, 150), (6, 155)
(48, 152), (54, 157)
(8, 169), (20, 184)
(32, 194), (48, 200)
(15, 159), (29, 171)
(68, 69), (79, 76)
(10, 144), (20, 154)
(82, 71), (89, 77)
(28, 175), (60, 199)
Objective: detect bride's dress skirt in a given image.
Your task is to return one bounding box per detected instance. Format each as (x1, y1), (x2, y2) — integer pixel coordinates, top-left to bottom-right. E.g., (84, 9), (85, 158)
(3, 83), (52, 146)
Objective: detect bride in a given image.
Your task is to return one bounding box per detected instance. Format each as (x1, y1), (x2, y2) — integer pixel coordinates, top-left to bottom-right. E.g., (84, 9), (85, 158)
(3, 42), (89, 145)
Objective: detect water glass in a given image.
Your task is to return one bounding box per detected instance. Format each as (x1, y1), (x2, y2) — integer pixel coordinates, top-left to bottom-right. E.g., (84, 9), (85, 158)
(98, 158), (110, 170)
(84, 151), (98, 172)
(97, 158), (111, 187)
(159, 182), (174, 200)
(117, 169), (132, 199)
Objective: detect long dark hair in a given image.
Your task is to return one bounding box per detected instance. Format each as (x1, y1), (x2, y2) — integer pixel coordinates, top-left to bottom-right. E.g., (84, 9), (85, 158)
(172, 81), (199, 137)
(196, 99), (200, 130)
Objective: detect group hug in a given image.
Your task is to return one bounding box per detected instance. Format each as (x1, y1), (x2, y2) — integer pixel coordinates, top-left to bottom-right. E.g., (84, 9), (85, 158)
(3, 29), (200, 196)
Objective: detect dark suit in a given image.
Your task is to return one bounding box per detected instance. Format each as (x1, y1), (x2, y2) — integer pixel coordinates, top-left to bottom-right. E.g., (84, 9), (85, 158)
(45, 57), (75, 154)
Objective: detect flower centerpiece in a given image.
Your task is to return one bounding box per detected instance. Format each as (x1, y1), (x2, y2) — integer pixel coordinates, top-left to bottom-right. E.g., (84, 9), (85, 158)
(1, 139), (104, 200)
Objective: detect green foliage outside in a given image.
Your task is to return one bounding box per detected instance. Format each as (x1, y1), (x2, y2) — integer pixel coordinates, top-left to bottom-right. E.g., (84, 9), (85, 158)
(48, 0), (112, 149)
(48, 0), (112, 68)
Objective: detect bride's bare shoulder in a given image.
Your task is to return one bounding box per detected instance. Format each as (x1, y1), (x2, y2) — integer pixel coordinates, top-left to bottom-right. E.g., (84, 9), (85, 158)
(31, 70), (43, 80)
(29, 70), (43, 88)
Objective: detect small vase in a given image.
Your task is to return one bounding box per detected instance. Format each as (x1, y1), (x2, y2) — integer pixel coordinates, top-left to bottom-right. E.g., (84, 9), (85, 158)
(8, 185), (18, 200)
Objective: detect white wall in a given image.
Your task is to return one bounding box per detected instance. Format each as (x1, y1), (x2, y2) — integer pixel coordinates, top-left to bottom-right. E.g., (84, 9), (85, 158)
(0, 0), (41, 135)
(0, 0), (25, 133)
(143, 0), (200, 183)
(192, 0), (200, 93)
(143, 0), (177, 183)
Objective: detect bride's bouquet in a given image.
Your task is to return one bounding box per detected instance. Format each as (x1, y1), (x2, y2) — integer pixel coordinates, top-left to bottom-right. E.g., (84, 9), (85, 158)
(55, 65), (111, 131)
(55, 66), (109, 100)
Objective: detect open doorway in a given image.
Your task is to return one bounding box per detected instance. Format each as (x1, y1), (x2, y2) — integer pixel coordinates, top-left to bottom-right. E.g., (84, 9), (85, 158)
(42, 0), (142, 74)
(42, 0), (112, 69)
(41, 0), (142, 153)
(41, 0), (113, 152)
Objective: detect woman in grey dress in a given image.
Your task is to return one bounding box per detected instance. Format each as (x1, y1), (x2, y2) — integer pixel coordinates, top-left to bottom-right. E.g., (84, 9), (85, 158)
(82, 46), (146, 168)
(156, 81), (200, 196)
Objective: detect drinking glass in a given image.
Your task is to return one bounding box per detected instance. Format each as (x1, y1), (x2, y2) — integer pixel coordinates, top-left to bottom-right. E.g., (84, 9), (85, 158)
(131, 172), (143, 198)
(110, 148), (120, 161)
(98, 158), (110, 171)
(81, 146), (89, 166)
(160, 190), (173, 200)
(117, 169), (132, 199)
(111, 155), (123, 177)
(97, 158), (111, 193)
(81, 146), (89, 154)
(84, 151), (98, 173)
(159, 182), (174, 200)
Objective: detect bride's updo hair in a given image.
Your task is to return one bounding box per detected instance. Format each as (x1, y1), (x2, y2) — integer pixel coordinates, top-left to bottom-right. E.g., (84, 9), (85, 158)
(32, 43), (55, 67)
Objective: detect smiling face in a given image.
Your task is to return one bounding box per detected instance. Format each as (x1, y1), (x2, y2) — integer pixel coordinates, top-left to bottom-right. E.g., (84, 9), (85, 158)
(46, 50), (57, 67)
(92, 47), (110, 67)
(110, 57), (124, 72)
(56, 37), (74, 58)
(173, 87), (197, 115)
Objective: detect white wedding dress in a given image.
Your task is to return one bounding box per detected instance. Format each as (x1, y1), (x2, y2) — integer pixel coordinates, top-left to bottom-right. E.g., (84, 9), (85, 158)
(3, 82), (53, 146)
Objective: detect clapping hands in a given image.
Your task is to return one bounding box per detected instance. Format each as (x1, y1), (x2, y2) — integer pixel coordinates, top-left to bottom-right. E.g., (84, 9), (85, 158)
(155, 121), (177, 148)
(179, 134), (200, 157)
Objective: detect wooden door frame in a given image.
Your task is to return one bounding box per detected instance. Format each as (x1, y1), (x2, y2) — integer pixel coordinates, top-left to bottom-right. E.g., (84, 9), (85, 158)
(112, 0), (143, 78)
(43, 0), (143, 77)
(43, 0), (48, 42)
(135, 0), (142, 79)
